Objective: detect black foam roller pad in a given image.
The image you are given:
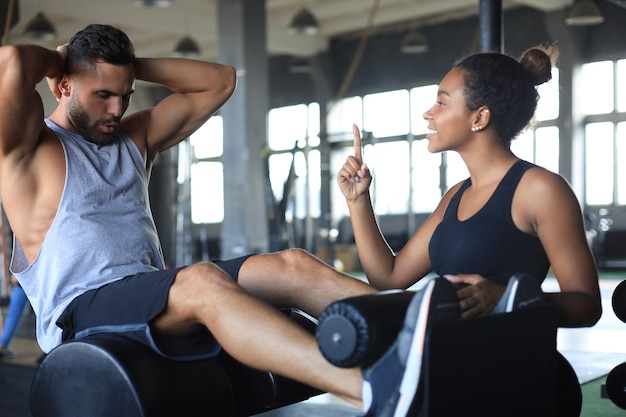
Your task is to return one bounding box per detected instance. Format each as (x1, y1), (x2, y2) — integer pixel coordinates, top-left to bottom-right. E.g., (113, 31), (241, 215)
(316, 290), (415, 368)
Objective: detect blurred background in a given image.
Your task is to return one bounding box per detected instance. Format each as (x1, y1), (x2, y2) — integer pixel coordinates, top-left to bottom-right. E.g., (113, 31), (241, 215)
(0, 0), (625, 284)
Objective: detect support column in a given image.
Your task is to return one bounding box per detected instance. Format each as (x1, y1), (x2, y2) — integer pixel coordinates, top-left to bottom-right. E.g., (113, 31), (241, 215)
(310, 54), (335, 260)
(218, 0), (270, 258)
(479, 0), (503, 53)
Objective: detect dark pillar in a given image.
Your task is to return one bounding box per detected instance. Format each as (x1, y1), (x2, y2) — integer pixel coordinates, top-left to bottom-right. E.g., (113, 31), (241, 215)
(479, 0), (503, 53)
(0, 0), (19, 45)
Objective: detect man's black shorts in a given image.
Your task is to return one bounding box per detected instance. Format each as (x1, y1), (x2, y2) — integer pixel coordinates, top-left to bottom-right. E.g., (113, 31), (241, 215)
(56, 255), (251, 360)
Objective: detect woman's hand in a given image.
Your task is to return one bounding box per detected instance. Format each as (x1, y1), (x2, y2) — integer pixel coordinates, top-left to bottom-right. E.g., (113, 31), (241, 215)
(337, 124), (372, 201)
(445, 274), (506, 319)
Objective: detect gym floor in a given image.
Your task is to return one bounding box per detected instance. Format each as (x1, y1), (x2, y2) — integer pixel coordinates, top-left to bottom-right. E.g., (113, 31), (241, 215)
(1, 273), (625, 416)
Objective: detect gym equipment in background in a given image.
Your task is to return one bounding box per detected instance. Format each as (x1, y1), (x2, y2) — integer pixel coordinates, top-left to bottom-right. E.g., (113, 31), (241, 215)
(604, 279), (626, 409)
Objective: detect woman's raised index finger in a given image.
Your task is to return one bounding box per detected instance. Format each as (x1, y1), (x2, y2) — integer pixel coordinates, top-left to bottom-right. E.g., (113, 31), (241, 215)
(352, 123), (362, 160)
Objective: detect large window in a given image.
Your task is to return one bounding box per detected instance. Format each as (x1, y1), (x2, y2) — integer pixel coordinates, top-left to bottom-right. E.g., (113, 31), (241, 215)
(511, 126), (560, 174)
(267, 103), (321, 220)
(187, 58), (626, 236)
(618, 123), (626, 204)
(582, 59), (626, 206)
(410, 85), (447, 213)
(363, 90), (410, 138)
(411, 138), (441, 214)
(510, 68), (561, 175)
(188, 116), (224, 224)
(326, 96), (363, 143)
(582, 61), (614, 116)
(585, 122), (614, 205)
(323, 74), (563, 223)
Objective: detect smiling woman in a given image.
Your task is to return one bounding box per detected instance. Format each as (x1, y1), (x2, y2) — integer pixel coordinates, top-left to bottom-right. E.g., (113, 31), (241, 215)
(336, 44), (602, 330)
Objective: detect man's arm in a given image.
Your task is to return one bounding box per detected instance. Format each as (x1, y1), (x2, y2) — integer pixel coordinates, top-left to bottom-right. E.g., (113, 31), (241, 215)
(0, 45), (67, 263)
(121, 58), (236, 164)
(0, 45), (63, 165)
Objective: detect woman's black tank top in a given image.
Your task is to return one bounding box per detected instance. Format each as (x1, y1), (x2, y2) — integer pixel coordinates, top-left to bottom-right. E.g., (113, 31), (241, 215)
(429, 159), (550, 286)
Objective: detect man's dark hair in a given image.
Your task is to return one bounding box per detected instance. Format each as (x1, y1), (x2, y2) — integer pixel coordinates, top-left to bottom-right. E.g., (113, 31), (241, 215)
(66, 24), (135, 76)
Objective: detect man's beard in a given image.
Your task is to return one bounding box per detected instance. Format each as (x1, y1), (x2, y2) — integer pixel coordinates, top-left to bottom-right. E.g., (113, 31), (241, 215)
(67, 100), (118, 146)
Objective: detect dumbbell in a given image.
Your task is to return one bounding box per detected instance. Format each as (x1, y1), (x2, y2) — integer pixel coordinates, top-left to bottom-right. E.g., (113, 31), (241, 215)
(612, 280), (626, 323)
(606, 362), (626, 409)
(605, 280), (626, 409)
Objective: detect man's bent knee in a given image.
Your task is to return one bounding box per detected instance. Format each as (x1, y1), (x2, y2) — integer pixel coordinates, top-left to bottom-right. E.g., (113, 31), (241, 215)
(154, 263), (241, 334)
(174, 262), (238, 294)
(169, 263), (240, 313)
(273, 248), (321, 271)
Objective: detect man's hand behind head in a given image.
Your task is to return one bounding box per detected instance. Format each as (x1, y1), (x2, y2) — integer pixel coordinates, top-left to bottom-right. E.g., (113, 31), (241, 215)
(46, 44), (68, 101)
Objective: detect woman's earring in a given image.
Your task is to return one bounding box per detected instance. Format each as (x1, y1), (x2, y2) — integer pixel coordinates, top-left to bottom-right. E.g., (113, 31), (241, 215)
(471, 126), (483, 132)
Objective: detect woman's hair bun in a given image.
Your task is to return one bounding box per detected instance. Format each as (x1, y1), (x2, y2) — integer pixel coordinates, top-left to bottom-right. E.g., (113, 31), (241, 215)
(520, 44), (559, 86)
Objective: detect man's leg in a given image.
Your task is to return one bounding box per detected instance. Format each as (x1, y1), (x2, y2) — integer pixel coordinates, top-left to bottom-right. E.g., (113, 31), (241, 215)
(237, 248), (376, 317)
(153, 261), (462, 417)
(151, 261), (366, 408)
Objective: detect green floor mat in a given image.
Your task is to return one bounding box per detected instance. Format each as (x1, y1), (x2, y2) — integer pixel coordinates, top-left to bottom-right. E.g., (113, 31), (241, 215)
(581, 375), (625, 417)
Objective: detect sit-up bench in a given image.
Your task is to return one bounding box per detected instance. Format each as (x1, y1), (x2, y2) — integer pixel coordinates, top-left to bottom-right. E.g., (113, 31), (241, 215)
(29, 309), (322, 417)
(30, 290), (582, 417)
(316, 290), (582, 417)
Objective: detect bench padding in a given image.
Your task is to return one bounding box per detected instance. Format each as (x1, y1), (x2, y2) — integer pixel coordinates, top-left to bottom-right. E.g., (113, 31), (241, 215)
(30, 310), (321, 417)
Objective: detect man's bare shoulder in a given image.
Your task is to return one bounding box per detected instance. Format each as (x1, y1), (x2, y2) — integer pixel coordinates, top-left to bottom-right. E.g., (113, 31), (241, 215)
(118, 110), (151, 161)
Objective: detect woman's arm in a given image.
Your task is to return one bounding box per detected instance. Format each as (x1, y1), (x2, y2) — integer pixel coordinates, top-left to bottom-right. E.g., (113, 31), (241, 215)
(338, 125), (455, 289)
(517, 168), (602, 327)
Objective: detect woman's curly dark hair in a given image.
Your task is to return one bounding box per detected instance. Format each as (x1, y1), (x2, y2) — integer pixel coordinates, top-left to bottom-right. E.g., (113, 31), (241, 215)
(454, 44), (558, 143)
(66, 24), (135, 76)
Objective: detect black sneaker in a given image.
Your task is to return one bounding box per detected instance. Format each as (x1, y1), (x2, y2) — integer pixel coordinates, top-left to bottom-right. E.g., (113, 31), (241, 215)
(492, 274), (545, 315)
(360, 277), (460, 417)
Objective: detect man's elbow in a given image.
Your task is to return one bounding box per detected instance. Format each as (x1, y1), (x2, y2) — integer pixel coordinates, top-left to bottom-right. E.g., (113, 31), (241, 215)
(220, 65), (237, 99)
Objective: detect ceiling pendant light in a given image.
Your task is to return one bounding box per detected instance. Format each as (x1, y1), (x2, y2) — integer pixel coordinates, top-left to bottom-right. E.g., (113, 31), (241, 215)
(134, 0), (172, 7)
(289, 57), (312, 73)
(23, 12), (56, 40)
(400, 30), (429, 54)
(173, 36), (201, 58)
(565, 0), (604, 26)
(288, 8), (319, 35)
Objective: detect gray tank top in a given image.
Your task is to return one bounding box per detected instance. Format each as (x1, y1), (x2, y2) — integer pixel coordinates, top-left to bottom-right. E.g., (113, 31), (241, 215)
(10, 119), (165, 352)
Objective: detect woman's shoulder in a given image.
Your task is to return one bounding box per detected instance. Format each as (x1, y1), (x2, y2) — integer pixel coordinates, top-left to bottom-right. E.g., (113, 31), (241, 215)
(519, 164), (572, 194)
(516, 164), (581, 216)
